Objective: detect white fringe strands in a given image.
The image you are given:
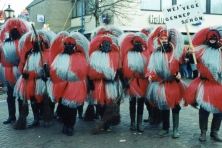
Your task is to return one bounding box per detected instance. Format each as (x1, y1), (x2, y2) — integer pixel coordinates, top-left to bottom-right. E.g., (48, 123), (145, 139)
(52, 54), (78, 81)
(25, 52), (43, 76)
(105, 79), (123, 100)
(30, 30), (56, 47)
(168, 28), (184, 61)
(69, 32), (89, 60)
(202, 47), (222, 84)
(2, 41), (20, 65)
(0, 64), (6, 85)
(90, 50), (116, 80)
(196, 81), (220, 113)
(146, 82), (169, 110)
(127, 51), (146, 75)
(90, 25), (124, 40)
(12, 66), (20, 81)
(148, 51), (173, 81)
(61, 98), (83, 108)
(13, 76), (24, 100)
(35, 78), (45, 96)
(43, 79), (55, 102)
(19, 31), (32, 52)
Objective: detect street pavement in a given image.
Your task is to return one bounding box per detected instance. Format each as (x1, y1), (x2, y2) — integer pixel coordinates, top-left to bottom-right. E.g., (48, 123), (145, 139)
(0, 78), (222, 148)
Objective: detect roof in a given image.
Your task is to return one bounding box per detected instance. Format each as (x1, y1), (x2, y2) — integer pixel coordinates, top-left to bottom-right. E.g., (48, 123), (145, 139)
(26, 0), (44, 9)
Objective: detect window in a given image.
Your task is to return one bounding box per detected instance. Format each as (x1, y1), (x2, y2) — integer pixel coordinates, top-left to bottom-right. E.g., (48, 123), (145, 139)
(210, 0), (222, 14)
(72, 0), (92, 18)
(140, 0), (173, 11)
(141, 0), (222, 14)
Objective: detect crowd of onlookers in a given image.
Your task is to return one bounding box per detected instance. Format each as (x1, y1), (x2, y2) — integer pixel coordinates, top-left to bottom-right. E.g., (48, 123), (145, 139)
(179, 46), (199, 79)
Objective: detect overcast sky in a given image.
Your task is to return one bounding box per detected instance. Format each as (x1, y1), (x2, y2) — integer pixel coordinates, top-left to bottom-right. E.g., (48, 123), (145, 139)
(0, 0), (33, 16)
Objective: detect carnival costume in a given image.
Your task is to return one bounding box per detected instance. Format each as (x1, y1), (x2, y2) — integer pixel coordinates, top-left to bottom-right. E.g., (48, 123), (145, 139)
(86, 26), (123, 123)
(0, 18), (30, 124)
(49, 31), (89, 136)
(145, 26), (187, 137)
(13, 29), (55, 128)
(88, 25), (124, 131)
(184, 26), (222, 142)
(118, 31), (149, 132)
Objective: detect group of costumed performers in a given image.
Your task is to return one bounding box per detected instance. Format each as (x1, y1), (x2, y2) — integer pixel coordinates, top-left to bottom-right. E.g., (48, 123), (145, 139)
(140, 27), (163, 126)
(2, 19), (222, 141)
(145, 26), (187, 138)
(49, 31), (89, 136)
(88, 26), (124, 132)
(184, 26), (222, 142)
(13, 29), (56, 129)
(118, 31), (149, 132)
(0, 18), (30, 125)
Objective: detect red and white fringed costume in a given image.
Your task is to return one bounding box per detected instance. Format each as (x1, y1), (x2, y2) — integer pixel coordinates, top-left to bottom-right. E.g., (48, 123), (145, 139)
(118, 32), (149, 98)
(184, 26), (222, 113)
(49, 31), (89, 108)
(0, 18), (30, 86)
(88, 35), (122, 105)
(145, 26), (187, 110)
(13, 30), (56, 103)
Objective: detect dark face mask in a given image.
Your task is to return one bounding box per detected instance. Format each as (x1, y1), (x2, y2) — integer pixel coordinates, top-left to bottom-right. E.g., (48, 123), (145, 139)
(133, 41), (143, 52)
(207, 35), (219, 49)
(161, 42), (171, 52)
(208, 41), (219, 49)
(63, 43), (75, 55)
(101, 40), (111, 53)
(32, 40), (45, 52)
(10, 28), (21, 40)
(32, 41), (40, 52)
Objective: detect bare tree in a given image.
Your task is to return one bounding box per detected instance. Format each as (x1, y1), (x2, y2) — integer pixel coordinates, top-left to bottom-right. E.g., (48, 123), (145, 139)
(82, 0), (140, 27)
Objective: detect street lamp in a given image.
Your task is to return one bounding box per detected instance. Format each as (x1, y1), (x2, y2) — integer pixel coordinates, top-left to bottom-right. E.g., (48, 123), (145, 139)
(4, 5), (14, 19)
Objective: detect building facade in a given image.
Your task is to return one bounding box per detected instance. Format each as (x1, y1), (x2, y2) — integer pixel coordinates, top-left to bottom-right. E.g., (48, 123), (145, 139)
(26, 0), (72, 32)
(26, 0), (222, 42)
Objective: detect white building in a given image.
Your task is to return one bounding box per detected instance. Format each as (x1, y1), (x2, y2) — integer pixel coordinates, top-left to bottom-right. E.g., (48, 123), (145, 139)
(71, 0), (222, 42)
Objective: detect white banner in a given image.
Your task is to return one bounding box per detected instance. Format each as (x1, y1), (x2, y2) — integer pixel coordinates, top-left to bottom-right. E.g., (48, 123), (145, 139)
(162, 0), (204, 28)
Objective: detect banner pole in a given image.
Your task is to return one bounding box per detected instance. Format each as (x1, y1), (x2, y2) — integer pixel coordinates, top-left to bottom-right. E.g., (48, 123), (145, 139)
(185, 24), (197, 64)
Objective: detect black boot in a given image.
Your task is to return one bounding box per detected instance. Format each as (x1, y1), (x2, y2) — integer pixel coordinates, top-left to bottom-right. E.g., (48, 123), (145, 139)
(77, 104), (84, 119)
(172, 113), (179, 138)
(137, 98), (144, 132)
(158, 110), (169, 136)
(28, 112), (40, 128)
(130, 98), (136, 131)
(66, 107), (77, 136)
(144, 102), (153, 122)
(210, 117), (222, 142)
(130, 113), (136, 131)
(62, 125), (67, 134)
(137, 115), (144, 132)
(150, 107), (162, 125)
(199, 117), (208, 142)
(3, 116), (16, 124)
(29, 99), (40, 128)
(94, 105), (99, 119)
(67, 126), (74, 136)
(3, 87), (16, 124)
